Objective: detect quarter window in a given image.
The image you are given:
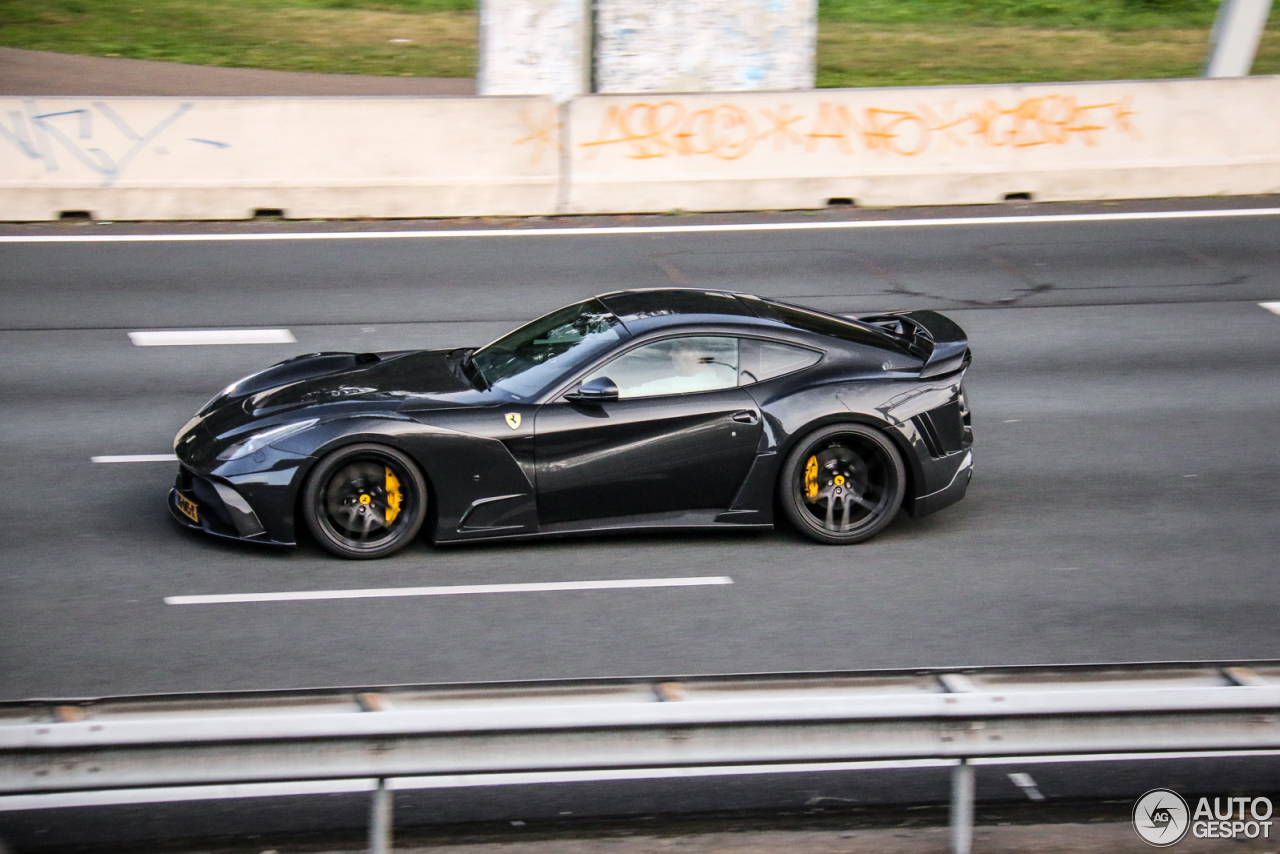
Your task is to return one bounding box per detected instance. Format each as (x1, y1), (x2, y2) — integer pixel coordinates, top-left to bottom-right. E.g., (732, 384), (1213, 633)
(738, 338), (821, 384)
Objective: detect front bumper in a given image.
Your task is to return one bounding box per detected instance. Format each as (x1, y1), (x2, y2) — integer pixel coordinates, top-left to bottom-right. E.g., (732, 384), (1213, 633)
(168, 469), (293, 548)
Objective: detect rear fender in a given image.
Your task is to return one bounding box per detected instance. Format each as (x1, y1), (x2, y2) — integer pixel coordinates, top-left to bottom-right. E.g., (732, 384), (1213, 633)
(757, 382), (922, 512)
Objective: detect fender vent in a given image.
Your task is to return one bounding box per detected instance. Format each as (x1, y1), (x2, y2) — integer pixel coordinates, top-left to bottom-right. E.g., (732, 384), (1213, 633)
(911, 414), (943, 458)
(912, 401), (966, 458)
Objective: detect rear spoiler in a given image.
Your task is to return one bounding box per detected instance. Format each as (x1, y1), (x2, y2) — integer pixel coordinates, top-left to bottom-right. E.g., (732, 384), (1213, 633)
(858, 310), (970, 378)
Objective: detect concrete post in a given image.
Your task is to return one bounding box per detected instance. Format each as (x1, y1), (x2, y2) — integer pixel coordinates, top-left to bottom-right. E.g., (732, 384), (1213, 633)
(594, 0), (817, 93)
(478, 0), (591, 102)
(1204, 0), (1273, 77)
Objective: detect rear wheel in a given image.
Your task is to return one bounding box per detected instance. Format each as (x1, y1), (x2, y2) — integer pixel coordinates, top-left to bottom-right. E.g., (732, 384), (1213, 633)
(779, 423), (905, 544)
(303, 443), (427, 559)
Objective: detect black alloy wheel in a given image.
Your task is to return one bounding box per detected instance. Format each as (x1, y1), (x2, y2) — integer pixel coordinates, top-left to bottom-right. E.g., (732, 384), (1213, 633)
(302, 443), (428, 559)
(779, 423), (906, 544)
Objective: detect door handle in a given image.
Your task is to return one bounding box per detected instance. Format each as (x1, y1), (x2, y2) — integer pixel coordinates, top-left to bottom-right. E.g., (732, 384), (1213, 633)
(732, 411), (759, 425)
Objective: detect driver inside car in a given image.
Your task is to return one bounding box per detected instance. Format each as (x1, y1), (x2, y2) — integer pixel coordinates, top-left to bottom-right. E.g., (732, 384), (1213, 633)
(624, 338), (735, 398)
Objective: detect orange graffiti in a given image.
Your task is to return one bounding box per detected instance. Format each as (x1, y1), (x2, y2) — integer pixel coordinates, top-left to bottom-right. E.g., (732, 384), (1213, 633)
(514, 108), (563, 166)
(575, 94), (1141, 160)
(858, 108), (932, 156)
(968, 95), (1140, 148)
(758, 104), (806, 151)
(581, 102), (757, 160)
(804, 102), (856, 155)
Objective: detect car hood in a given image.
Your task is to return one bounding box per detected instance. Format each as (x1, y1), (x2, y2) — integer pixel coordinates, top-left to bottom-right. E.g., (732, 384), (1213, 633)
(188, 349), (477, 449)
(242, 349), (470, 416)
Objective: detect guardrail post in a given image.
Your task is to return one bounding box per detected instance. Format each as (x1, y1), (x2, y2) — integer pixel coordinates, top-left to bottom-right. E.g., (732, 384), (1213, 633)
(369, 778), (393, 854)
(950, 759), (974, 854)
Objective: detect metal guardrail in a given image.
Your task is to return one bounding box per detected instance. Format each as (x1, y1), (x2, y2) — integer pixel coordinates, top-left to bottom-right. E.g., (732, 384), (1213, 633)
(2, 662), (1279, 854)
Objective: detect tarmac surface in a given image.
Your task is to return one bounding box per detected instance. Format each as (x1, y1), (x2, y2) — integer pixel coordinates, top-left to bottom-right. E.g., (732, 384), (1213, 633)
(2, 201), (1279, 701)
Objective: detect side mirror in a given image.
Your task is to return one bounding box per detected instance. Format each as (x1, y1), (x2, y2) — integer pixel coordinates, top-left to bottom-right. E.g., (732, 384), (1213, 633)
(566, 376), (619, 402)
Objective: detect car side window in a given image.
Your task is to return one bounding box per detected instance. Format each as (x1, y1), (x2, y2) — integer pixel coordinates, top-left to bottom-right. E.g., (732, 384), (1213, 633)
(738, 338), (822, 385)
(580, 336), (739, 399)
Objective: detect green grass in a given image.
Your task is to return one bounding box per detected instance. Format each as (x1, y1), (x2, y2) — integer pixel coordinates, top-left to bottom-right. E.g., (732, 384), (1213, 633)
(0, 0), (1276, 84)
(0, 0), (481, 77)
(814, 0), (1280, 86)
(818, 0), (1223, 28)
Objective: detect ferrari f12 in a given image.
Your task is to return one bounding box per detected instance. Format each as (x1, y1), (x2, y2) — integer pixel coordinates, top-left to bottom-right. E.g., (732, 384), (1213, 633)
(171, 289), (973, 558)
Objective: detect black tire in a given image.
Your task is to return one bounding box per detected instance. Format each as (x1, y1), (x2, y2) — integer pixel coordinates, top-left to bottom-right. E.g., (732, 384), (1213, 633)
(779, 423), (906, 545)
(302, 443), (428, 559)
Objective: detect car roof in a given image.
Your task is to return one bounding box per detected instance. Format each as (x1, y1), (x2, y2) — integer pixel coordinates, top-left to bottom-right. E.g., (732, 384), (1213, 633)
(594, 288), (905, 354)
(596, 288), (757, 323)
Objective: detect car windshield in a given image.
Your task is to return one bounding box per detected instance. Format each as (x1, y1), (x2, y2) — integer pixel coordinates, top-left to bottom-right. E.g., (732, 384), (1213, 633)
(471, 299), (625, 400)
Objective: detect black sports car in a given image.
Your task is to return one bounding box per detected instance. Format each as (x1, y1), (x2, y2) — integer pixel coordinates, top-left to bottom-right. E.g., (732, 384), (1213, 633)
(171, 289), (972, 559)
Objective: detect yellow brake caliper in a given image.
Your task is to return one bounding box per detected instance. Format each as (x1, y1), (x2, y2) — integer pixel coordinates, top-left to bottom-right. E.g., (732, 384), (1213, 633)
(804, 455), (820, 503)
(384, 467), (402, 523)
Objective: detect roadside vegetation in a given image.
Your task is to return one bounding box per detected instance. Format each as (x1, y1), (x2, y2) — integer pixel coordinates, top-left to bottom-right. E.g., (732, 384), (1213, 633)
(0, 0), (1276, 85)
(818, 0), (1279, 85)
(0, 0), (480, 78)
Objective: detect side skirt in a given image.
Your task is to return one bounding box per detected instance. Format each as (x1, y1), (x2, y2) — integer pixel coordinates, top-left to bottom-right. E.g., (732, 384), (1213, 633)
(432, 508), (773, 546)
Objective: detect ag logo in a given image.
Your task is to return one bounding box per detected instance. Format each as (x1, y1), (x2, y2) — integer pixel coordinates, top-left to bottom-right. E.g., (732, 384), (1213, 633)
(1133, 788), (1190, 847)
(504, 412), (521, 430)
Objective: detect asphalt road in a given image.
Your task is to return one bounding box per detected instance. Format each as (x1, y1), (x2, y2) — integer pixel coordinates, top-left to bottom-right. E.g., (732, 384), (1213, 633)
(2, 201), (1279, 701)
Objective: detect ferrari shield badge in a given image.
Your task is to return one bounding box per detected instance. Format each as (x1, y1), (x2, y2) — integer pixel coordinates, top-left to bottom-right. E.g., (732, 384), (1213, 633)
(505, 412), (521, 430)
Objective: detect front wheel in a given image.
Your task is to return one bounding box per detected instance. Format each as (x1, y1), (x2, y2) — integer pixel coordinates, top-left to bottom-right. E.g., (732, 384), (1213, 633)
(302, 443), (428, 559)
(779, 423), (906, 545)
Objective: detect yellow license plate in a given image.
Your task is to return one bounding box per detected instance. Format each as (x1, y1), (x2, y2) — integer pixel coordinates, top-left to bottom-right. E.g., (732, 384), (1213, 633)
(176, 493), (199, 524)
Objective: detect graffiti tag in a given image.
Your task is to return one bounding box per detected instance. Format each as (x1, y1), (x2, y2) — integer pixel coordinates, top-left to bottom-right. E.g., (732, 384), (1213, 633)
(0, 101), (201, 187)
(578, 95), (1140, 161)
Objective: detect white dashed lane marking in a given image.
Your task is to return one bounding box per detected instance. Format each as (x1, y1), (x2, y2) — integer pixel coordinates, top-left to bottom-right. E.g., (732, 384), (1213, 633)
(1007, 772), (1046, 801)
(92, 454), (178, 463)
(128, 329), (296, 346)
(166, 576), (734, 605)
(1260, 302), (1280, 315)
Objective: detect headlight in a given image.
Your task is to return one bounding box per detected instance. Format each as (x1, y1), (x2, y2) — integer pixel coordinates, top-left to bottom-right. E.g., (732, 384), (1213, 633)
(216, 419), (319, 462)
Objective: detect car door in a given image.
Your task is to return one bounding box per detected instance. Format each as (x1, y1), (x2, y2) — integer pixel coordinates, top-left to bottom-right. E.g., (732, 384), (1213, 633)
(533, 336), (763, 526)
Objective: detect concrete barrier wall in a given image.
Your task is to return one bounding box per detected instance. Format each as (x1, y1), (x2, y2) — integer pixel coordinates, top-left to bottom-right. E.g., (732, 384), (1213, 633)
(566, 76), (1280, 212)
(0, 97), (561, 220)
(2, 77), (1279, 221)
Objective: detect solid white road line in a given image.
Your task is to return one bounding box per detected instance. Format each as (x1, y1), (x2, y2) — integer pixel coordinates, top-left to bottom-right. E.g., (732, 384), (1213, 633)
(165, 576), (734, 605)
(1260, 301), (1280, 315)
(129, 329), (296, 346)
(91, 454), (178, 463)
(3, 208), (1279, 243)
